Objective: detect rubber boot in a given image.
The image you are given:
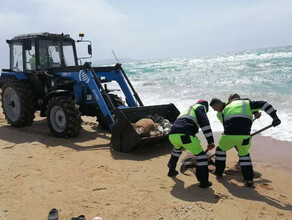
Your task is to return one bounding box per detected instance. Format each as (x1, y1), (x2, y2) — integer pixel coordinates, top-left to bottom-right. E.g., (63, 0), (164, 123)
(215, 147), (226, 177)
(195, 151), (212, 188)
(199, 181), (213, 188)
(167, 154), (179, 177)
(239, 154), (254, 187)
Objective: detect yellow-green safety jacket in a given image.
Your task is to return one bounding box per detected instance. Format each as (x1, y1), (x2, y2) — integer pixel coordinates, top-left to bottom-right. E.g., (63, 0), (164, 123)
(221, 99), (277, 135)
(170, 102), (214, 144)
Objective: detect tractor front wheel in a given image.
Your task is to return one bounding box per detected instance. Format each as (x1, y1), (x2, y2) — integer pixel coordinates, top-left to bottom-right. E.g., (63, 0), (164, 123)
(1, 79), (35, 127)
(46, 96), (82, 138)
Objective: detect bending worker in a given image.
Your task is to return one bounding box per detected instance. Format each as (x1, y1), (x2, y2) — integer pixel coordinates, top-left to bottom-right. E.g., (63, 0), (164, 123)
(216, 93), (262, 124)
(228, 93), (261, 120)
(210, 98), (281, 187)
(167, 100), (215, 188)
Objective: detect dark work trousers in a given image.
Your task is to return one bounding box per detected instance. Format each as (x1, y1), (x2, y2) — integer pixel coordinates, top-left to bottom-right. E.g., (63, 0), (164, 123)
(195, 151), (209, 183)
(215, 147), (226, 176)
(239, 153), (254, 181)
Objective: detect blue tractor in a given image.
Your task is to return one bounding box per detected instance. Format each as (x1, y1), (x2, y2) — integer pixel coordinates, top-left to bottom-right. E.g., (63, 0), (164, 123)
(0, 32), (179, 152)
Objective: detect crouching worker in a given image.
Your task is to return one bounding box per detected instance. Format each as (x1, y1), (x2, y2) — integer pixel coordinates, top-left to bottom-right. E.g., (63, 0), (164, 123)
(210, 98), (281, 187)
(167, 100), (215, 188)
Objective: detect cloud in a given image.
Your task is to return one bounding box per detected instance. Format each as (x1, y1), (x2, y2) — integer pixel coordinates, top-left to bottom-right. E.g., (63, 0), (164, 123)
(1, 0), (292, 68)
(0, 0), (132, 67)
(136, 0), (292, 57)
(0, 0), (128, 31)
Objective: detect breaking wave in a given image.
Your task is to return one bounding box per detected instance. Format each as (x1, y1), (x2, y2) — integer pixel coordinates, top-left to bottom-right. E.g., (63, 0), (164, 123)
(122, 46), (292, 142)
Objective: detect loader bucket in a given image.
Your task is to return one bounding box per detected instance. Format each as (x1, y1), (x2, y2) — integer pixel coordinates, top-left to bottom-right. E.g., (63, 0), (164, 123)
(111, 104), (180, 152)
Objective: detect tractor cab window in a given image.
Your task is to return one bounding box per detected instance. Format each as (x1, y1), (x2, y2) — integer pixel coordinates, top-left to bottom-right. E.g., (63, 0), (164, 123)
(63, 41), (76, 66)
(48, 43), (61, 67)
(11, 43), (23, 72)
(25, 43), (36, 71)
(38, 40), (61, 70)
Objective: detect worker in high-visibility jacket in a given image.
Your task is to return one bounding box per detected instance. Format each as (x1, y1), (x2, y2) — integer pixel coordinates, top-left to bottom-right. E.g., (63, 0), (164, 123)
(228, 93), (262, 120)
(167, 100), (215, 188)
(216, 94), (262, 125)
(210, 98), (281, 187)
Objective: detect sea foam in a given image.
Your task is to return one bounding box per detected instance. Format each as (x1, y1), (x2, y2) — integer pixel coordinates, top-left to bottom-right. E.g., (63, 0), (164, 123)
(114, 46), (292, 142)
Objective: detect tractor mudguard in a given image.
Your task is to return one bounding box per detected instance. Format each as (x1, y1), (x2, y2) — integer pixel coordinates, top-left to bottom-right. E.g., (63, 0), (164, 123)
(0, 72), (28, 87)
(40, 90), (74, 117)
(111, 103), (180, 152)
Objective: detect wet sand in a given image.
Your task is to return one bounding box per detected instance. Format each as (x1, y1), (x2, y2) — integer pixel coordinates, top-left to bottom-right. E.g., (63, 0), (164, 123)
(198, 132), (292, 175)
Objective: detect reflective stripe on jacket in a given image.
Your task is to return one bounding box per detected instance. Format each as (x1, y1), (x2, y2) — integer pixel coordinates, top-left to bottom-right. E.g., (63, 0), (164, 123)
(222, 100), (253, 135)
(170, 104), (214, 144)
(222, 100), (253, 122)
(178, 103), (206, 127)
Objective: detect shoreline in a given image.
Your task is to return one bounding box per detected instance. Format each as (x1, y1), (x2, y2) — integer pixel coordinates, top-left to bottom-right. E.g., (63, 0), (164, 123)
(198, 132), (292, 175)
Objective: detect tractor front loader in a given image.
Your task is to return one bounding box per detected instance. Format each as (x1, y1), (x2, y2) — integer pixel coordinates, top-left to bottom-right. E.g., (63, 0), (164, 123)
(0, 32), (179, 152)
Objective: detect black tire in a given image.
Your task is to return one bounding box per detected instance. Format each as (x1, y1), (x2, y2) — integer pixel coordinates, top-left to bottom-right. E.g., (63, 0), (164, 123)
(96, 112), (111, 130)
(46, 96), (82, 138)
(97, 94), (124, 130)
(1, 79), (35, 127)
(108, 93), (125, 107)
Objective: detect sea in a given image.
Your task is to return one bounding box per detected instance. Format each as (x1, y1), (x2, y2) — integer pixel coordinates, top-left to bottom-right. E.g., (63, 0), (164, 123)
(118, 46), (292, 142)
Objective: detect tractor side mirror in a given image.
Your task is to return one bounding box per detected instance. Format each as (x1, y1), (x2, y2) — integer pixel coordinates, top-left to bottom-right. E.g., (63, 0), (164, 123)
(23, 40), (32, 50)
(88, 44), (92, 55)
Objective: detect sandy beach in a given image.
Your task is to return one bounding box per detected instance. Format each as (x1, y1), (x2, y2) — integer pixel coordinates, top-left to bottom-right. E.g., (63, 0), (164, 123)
(0, 109), (292, 220)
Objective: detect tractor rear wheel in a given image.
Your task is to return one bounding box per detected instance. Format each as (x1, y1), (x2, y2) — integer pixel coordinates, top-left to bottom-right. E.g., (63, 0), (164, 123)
(46, 96), (82, 138)
(1, 79), (35, 127)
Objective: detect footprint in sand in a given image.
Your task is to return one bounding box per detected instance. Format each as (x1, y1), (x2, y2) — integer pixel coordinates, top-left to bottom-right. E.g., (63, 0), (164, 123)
(277, 211), (285, 217)
(259, 183), (273, 190)
(280, 194), (287, 198)
(279, 194), (290, 205)
(225, 169), (239, 175)
(214, 193), (232, 200)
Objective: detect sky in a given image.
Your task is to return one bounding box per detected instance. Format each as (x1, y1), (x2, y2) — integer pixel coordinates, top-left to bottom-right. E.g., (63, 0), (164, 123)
(1, 0), (292, 68)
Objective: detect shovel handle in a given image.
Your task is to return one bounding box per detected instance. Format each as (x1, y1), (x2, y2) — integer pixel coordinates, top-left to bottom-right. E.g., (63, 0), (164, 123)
(207, 153), (215, 161)
(207, 124), (273, 161)
(251, 124), (273, 137)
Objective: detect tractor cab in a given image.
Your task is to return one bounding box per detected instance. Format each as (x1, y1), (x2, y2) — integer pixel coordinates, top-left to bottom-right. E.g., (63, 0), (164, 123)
(7, 32), (78, 73)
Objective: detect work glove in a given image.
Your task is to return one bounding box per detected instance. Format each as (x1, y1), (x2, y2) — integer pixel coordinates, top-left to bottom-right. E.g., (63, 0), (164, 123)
(272, 117), (281, 127)
(207, 143), (215, 151)
(253, 111), (261, 119)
